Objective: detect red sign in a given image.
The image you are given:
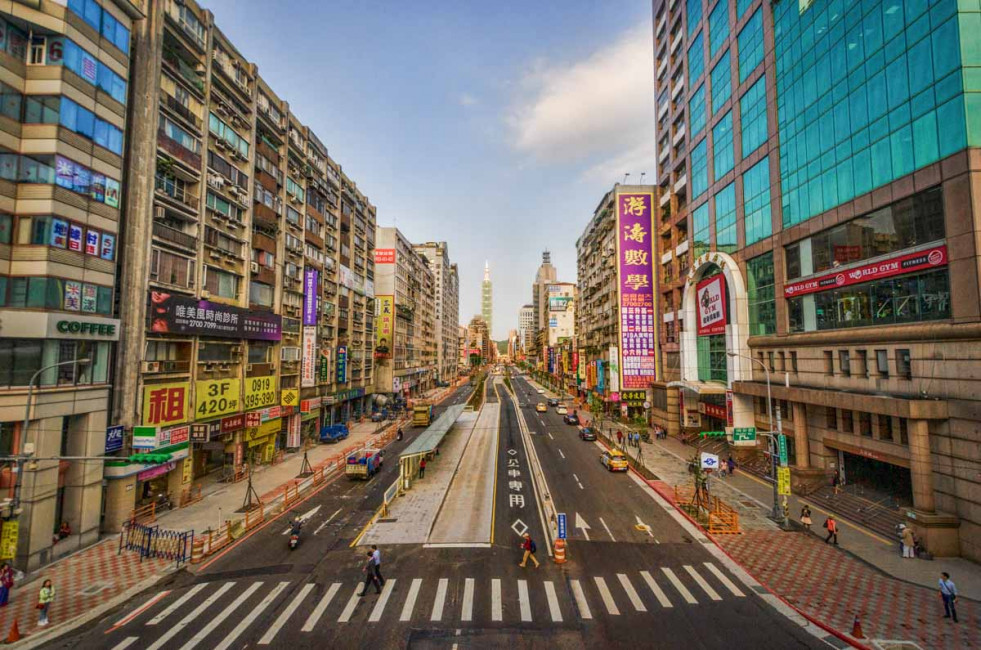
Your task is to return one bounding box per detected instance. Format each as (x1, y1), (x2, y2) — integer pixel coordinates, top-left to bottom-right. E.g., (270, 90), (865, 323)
(702, 402), (727, 420)
(221, 414), (245, 434)
(725, 390), (734, 427)
(784, 245), (948, 298)
(301, 399), (312, 413)
(168, 426), (190, 445)
(374, 248), (396, 264)
(245, 412), (261, 427)
(696, 275), (727, 336)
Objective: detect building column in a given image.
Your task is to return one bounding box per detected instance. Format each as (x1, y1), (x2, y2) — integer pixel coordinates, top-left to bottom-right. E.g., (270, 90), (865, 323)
(907, 418), (935, 514)
(792, 402), (810, 469)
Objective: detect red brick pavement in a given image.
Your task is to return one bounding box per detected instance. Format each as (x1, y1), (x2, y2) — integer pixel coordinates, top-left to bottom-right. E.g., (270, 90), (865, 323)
(719, 530), (979, 649)
(0, 539), (168, 640)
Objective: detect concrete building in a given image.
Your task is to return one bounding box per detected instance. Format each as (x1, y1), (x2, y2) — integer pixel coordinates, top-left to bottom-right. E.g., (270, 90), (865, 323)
(530, 250), (557, 361)
(465, 315), (494, 366)
(105, 0), (377, 534)
(413, 241), (460, 384)
(0, 0), (142, 570)
(518, 304), (533, 358)
(458, 324), (467, 372)
(655, 0), (981, 559)
(374, 227), (436, 399)
(481, 260), (492, 337)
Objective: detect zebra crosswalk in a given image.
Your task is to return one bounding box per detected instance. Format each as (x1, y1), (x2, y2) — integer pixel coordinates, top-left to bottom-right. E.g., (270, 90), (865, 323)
(110, 562), (746, 649)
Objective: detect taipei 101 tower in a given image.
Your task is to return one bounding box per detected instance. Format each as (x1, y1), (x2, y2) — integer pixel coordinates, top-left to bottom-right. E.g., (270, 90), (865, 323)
(481, 261), (493, 336)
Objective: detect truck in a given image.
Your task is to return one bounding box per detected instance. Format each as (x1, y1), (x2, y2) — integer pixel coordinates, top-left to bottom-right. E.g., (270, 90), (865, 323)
(319, 424), (350, 444)
(346, 449), (383, 479)
(412, 403), (433, 427)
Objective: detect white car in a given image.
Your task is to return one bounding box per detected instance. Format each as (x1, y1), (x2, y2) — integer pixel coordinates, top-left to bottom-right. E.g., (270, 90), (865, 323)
(536, 388), (545, 394)
(556, 405), (568, 414)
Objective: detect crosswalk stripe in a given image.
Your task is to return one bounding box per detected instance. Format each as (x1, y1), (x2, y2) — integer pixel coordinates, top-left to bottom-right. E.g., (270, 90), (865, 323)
(684, 565), (721, 601)
(181, 582), (263, 650)
(703, 562), (745, 597)
(215, 582), (289, 650)
(570, 580), (592, 620)
(259, 583), (315, 644)
(112, 637), (139, 650)
(113, 591), (170, 629)
(147, 583), (206, 625)
(461, 578), (475, 621)
(593, 577), (620, 615)
(517, 579), (532, 622)
(639, 571), (673, 608)
(431, 578), (448, 621)
(369, 579), (397, 622)
(616, 574), (647, 612)
(400, 579), (422, 622)
(148, 582), (234, 650)
(302, 583), (341, 632)
(337, 584), (363, 623)
(661, 568), (697, 604)
(544, 581), (562, 622)
(491, 579), (502, 622)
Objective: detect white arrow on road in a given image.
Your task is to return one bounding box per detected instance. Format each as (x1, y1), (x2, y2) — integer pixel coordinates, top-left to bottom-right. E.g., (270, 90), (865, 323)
(281, 504), (322, 535)
(575, 512), (591, 541)
(635, 515), (655, 539)
(313, 507), (343, 535)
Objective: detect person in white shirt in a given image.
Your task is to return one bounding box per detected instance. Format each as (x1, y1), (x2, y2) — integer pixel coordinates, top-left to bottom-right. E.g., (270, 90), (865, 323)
(371, 545), (384, 586)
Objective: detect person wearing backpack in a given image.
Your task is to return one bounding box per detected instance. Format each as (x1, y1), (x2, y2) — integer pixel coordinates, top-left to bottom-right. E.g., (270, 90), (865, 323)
(823, 515), (838, 545)
(519, 533), (539, 568)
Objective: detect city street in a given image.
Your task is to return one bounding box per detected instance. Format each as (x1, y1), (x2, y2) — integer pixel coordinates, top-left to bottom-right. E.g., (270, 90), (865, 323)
(44, 379), (828, 649)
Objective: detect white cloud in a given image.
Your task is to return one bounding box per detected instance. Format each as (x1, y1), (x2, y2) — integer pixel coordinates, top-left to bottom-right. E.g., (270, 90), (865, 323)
(459, 92), (478, 107)
(507, 25), (656, 181)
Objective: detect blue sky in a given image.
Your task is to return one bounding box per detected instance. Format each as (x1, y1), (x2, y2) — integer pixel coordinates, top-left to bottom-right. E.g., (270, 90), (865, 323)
(204, 0), (656, 339)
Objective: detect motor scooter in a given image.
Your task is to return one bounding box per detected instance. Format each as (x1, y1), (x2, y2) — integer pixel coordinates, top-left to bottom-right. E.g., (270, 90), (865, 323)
(289, 523), (301, 549)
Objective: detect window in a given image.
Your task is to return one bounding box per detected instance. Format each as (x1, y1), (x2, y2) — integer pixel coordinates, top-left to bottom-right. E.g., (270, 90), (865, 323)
(248, 341), (271, 364)
(203, 266), (239, 299)
(198, 342), (235, 363)
(206, 191), (243, 221)
(838, 350), (851, 376)
(26, 96), (125, 154)
(1, 153), (120, 206)
(878, 414), (893, 441)
(150, 248), (194, 288)
(708, 0), (729, 58)
(0, 338), (110, 387)
(857, 350), (868, 378)
(713, 111), (734, 178)
(0, 81), (22, 121)
(208, 113), (249, 157)
(714, 182), (736, 253)
(249, 281), (274, 308)
(842, 409), (853, 433)
(746, 252), (775, 335)
(286, 177), (305, 202)
(161, 115), (200, 154)
(688, 33), (705, 86)
(767, 351), (775, 372)
(53, 38), (128, 104)
(859, 412), (872, 437)
(208, 151), (247, 187)
(737, 9), (764, 83)
(742, 158), (771, 245)
(824, 350), (834, 375)
(285, 206), (301, 227)
(876, 349), (889, 377)
(28, 36), (45, 65)
(692, 203), (710, 258)
(690, 85), (707, 138)
(691, 139), (708, 199)
(899, 418), (908, 445)
(204, 226), (241, 256)
(897, 348), (911, 380)
(777, 351), (785, 372)
(740, 76), (767, 156)
(790, 350), (798, 373)
(0, 276), (111, 313)
(711, 51), (731, 115)
(826, 406), (837, 430)
(687, 0), (703, 36)
(736, 0), (754, 20)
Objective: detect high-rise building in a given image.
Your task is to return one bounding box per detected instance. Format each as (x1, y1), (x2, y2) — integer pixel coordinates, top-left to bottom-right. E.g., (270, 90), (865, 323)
(518, 304), (534, 356)
(530, 251), (557, 361)
(0, 0), (142, 570)
(481, 260), (493, 337)
(654, 0), (981, 560)
(413, 242), (460, 384)
(466, 315), (494, 364)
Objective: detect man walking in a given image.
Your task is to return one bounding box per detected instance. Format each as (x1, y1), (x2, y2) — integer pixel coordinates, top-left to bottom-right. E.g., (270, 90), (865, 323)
(939, 572), (958, 622)
(418, 457), (426, 479)
(358, 551), (381, 596)
(519, 533), (540, 568)
(616, 430), (623, 448)
(824, 515), (838, 545)
(371, 545), (384, 586)
(726, 455), (736, 477)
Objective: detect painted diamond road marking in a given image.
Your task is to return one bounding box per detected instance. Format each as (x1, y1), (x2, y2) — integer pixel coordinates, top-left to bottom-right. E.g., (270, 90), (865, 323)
(511, 519), (529, 537)
(508, 449), (518, 456)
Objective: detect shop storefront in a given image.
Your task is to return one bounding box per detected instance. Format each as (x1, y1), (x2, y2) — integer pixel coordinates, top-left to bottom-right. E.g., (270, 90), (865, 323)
(301, 399), (321, 443)
(243, 419), (281, 465)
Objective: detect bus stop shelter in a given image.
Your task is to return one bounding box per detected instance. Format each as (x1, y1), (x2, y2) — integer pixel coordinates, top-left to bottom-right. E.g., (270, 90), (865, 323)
(398, 405), (465, 488)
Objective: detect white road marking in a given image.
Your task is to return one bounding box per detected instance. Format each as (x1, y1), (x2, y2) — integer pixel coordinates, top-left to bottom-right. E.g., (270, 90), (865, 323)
(570, 579), (592, 619)
(491, 578), (502, 621)
(544, 580), (562, 622)
(150, 582), (235, 650)
(400, 578), (422, 622)
(662, 568), (697, 604)
(635, 515), (654, 538)
(573, 473), (584, 490)
(369, 579), (397, 622)
(337, 583), (363, 623)
(113, 590), (171, 629)
(593, 577), (620, 615)
(259, 583), (315, 644)
(281, 505), (322, 535)
(313, 507), (343, 535)
(431, 578), (448, 621)
(685, 565), (722, 601)
(639, 570), (673, 608)
(112, 637), (140, 650)
(302, 582), (341, 631)
(616, 574), (647, 612)
(547, 432), (554, 440)
(575, 512), (591, 541)
(704, 562), (746, 597)
(517, 579), (532, 622)
(181, 582), (262, 650)
(147, 584), (206, 625)
(461, 578), (474, 621)
(558, 449), (565, 459)
(599, 517), (616, 542)
(215, 582), (289, 650)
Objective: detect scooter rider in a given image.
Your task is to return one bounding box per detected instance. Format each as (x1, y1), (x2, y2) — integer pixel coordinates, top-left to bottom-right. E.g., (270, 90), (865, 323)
(397, 427), (404, 441)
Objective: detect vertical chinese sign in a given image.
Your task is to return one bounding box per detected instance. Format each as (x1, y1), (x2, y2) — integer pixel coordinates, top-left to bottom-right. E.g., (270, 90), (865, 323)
(374, 295), (394, 359)
(302, 269), (319, 388)
(615, 191), (658, 389)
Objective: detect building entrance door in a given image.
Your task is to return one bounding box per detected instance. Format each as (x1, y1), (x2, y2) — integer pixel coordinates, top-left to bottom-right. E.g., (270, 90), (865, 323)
(841, 450), (913, 508)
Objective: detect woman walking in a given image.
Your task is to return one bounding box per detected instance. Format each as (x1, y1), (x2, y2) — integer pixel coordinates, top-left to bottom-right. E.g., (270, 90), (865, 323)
(37, 579), (54, 626)
(800, 505), (812, 531)
(0, 562), (13, 607)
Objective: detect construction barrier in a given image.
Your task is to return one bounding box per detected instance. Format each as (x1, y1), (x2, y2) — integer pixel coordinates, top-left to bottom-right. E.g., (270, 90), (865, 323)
(673, 484), (741, 535)
(180, 484), (203, 508)
(554, 538), (567, 564)
(119, 520), (193, 567)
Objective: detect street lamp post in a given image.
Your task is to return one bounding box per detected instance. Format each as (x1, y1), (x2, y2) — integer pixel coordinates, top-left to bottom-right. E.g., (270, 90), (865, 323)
(726, 352), (784, 522)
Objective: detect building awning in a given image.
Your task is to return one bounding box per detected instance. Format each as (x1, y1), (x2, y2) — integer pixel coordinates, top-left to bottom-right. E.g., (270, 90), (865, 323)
(668, 380), (728, 395)
(399, 405), (466, 460)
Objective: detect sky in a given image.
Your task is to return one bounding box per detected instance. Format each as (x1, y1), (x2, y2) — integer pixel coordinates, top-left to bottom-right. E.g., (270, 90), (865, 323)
(203, 0), (656, 340)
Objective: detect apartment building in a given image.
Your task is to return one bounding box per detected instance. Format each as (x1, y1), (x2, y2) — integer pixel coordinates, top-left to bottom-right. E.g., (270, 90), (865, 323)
(465, 315), (494, 364)
(105, 0), (376, 532)
(374, 227), (436, 399)
(518, 304), (533, 358)
(0, 0), (140, 569)
(655, 0), (981, 559)
(413, 241), (460, 385)
(529, 250), (557, 362)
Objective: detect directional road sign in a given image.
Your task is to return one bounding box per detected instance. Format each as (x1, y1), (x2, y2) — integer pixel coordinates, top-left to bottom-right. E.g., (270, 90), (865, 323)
(557, 513), (567, 540)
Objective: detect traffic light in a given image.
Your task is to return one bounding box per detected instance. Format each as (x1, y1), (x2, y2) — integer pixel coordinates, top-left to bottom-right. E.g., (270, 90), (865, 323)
(128, 453), (172, 464)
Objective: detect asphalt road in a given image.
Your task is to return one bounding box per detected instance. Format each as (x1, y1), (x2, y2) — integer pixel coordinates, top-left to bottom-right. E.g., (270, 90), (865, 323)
(47, 376), (829, 650)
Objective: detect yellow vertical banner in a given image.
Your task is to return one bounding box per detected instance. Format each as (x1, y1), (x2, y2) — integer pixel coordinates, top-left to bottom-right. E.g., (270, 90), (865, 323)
(777, 466), (792, 495)
(0, 521), (18, 560)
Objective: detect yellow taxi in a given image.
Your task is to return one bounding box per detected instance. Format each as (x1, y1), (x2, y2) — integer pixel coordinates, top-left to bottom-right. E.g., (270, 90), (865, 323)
(535, 402), (548, 413)
(600, 449), (629, 472)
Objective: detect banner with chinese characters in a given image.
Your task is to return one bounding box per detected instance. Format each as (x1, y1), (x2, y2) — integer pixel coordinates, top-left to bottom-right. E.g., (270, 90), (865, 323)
(301, 326), (317, 388)
(374, 248), (396, 264)
(303, 269), (319, 326)
(195, 378), (241, 419)
(608, 346), (620, 393)
(148, 293), (281, 341)
(615, 191), (658, 389)
(142, 382), (190, 427)
(336, 346), (347, 384)
(697, 274), (727, 336)
(374, 295), (394, 359)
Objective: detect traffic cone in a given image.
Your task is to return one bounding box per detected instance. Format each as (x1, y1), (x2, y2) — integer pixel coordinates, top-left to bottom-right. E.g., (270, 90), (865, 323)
(6, 619), (21, 643)
(851, 614), (865, 639)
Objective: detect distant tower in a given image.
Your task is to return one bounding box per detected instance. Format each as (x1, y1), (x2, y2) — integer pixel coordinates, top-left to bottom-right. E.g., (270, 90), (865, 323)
(481, 261), (493, 337)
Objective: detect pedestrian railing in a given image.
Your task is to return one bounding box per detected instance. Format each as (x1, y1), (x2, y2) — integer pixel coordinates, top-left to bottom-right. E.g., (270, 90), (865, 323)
(119, 520), (193, 568)
(129, 502), (157, 525)
(179, 484), (203, 508)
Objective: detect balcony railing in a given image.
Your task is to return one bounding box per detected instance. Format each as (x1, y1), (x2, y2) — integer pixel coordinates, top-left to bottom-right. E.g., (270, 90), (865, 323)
(162, 48), (205, 95)
(155, 175), (200, 212)
(153, 222), (197, 250)
(161, 93), (202, 130)
(157, 130), (202, 169)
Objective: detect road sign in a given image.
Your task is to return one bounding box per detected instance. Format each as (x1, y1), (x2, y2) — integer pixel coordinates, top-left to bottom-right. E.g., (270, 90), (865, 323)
(732, 427), (757, 445)
(557, 513), (567, 540)
(700, 452), (719, 470)
(777, 466), (791, 495)
(777, 434), (789, 466)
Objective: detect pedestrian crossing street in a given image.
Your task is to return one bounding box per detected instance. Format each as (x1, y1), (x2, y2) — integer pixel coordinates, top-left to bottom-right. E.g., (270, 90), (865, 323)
(110, 562), (747, 649)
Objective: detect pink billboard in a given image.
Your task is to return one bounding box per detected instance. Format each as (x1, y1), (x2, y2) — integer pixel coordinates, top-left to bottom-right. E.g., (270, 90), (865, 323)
(615, 192), (658, 389)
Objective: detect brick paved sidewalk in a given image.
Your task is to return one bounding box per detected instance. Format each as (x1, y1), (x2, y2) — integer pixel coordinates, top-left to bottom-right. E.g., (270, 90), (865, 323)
(721, 531), (978, 648)
(0, 538), (170, 641)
